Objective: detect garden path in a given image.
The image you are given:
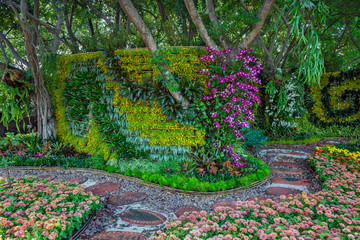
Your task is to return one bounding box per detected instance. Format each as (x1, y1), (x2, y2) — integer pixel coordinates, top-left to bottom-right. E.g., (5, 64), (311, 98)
(77, 142), (332, 239)
(0, 138), (347, 239)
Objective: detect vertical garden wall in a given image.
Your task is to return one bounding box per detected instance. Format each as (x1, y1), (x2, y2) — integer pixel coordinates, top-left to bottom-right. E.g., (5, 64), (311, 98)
(308, 69), (360, 126)
(45, 47), (210, 162)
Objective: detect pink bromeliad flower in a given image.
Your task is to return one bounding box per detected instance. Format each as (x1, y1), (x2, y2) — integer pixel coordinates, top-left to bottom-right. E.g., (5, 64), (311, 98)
(35, 152), (43, 158)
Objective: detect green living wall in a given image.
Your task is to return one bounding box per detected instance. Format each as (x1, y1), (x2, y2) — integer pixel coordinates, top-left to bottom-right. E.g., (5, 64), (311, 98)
(44, 48), (210, 162)
(307, 68), (360, 126)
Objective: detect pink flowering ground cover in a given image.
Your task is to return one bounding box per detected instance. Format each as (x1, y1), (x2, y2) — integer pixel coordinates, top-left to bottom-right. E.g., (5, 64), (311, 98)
(0, 177), (102, 240)
(150, 146), (360, 240)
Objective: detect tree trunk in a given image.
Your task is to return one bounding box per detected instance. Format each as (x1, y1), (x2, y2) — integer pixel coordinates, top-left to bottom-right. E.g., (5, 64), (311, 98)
(118, 0), (190, 107)
(50, 0), (64, 52)
(88, 18), (95, 37)
(183, 0), (220, 51)
(114, 8), (120, 36)
(205, 0), (231, 49)
(63, 0), (80, 53)
(155, 0), (168, 23)
(17, 0), (57, 140)
(236, 0), (276, 50)
(32, 0), (39, 46)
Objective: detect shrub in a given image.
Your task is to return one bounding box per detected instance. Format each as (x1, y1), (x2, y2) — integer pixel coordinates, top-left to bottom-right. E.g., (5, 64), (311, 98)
(0, 177), (102, 240)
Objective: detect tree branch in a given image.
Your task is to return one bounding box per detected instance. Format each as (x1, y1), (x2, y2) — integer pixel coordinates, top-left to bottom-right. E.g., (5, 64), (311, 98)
(333, 28), (346, 52)
(275, 26), (292, 67)
(183, 0), (220, 50)
(155, 0), (169, 23)
(138, 7), (158, 20)
(319, 16), (341, 37)
(269, 21), (282, 53)
(0, 41), (9, 64)
(0, 31), (29, 67)
(0, 62), (21, 70)
(281, 36), (298, 69)
(237, 0), (276, 50)
(63, 0), (80, 52)
(345, 21), (360, 53)
(80, 0), (114, 27)
(50, 0), (64, 52)
(239, 0), (251, 13)
(259, 36), (275, 70)
(205, 0), (231, 49)
(342, 57), (360, 68)
(4, 0), (57, 35)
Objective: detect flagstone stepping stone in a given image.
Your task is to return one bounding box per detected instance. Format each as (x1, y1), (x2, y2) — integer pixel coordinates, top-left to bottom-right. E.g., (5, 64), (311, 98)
(108, 192), (148, 206)
(288, 152), (308, 157)
(119, 209), (166, 226)
(276, 156), (298, 162)
(211, 201), (237, 210)
(266, 187), (302, 196)
(36, 175), (56, 181)
(304, 146), (317, 152)
(246, 196), (269, 204)
(90, 231), (147, 240)
(264, 153), (279, 159)
(270, 167), (304, 175)
(270, 161), (300, 168)
(174, 206), (201, 217)
(271, 177), (311, 186)
(67, 177), (88, 184)
(85, 182), (122, 195)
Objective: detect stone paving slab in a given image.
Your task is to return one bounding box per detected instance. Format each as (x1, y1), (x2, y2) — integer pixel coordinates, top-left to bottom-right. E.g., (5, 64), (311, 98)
(174, 206), (201, 217)
(270, 161), (300, 168)
(246, 196), (269, 204)
(36, 175), (56, 181)
(278, 152), (308, 158)
(265, 183), (309, 193)
(271, 177), (311, 186)
(109, 192), (148, 206)
(85, 182), (122, 195)
(119, 209), (167, 226)
(265, 187), (302, 196)
(108, 203), (175, 234)
(270, 167), (304, 175)
(211, 201), (237, 211)
(67, 177), (88, 184)
(276, 156), (298, 162)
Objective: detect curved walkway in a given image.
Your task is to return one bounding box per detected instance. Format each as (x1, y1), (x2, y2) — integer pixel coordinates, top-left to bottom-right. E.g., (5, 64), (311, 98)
(0, 138), (346, 239)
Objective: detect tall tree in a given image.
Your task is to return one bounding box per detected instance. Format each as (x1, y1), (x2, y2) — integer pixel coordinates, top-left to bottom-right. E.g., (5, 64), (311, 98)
(5, 0), (57, 140)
